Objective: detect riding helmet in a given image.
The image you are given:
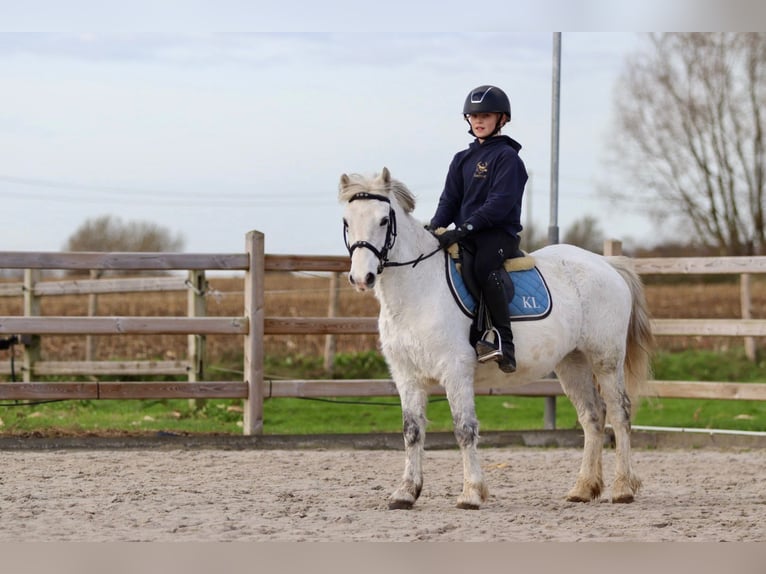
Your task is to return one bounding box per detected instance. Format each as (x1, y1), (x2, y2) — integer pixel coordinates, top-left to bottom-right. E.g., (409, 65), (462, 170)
(463, 85), (511, 121)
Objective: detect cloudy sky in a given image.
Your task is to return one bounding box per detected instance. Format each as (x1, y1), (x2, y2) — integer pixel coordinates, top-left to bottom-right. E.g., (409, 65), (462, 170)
(0, 31), (653, 256)
(2, 2), (757, 257)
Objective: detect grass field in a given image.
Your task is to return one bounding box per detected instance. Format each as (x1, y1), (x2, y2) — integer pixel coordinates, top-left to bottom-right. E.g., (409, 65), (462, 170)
(3, 392), (766, 436)
(2, 272), (766, 435)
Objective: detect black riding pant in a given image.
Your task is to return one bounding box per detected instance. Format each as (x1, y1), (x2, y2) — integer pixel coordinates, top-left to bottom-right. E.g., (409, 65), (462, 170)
(460, 229), (520, 300)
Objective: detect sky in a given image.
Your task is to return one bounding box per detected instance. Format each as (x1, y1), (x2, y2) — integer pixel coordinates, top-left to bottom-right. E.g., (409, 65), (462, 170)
(2, 3), (759, 258)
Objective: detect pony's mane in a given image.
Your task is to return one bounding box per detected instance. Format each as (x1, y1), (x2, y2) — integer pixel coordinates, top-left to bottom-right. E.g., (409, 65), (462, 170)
(338, 171), (416, 214)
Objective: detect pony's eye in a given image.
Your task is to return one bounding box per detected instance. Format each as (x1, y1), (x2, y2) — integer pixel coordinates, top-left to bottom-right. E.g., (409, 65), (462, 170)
(380, 216), (389, 227)
(343, 218), (348, 228)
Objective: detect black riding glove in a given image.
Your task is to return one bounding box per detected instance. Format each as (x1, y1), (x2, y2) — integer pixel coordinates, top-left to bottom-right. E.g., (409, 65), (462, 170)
(436, 226), (470, 249)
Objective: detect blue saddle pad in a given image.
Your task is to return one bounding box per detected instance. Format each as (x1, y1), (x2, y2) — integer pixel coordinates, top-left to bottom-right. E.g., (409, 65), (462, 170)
(445, 254), (552, 321)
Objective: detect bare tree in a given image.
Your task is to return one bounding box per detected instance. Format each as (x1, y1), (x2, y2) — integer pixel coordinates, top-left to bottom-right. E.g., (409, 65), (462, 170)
(607, 33), (765, 255)
(563, 215), (604, 253)
(519, 221), (547, 253)
(64, 215), (184, 253)
(63, 215), (185, 275)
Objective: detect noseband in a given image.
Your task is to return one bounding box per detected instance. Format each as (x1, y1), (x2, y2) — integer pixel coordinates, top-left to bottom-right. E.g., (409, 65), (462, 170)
(343, 191), (441, 275)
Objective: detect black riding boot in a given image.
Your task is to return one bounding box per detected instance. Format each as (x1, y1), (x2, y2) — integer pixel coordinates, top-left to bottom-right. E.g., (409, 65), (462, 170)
(476, 270), (516, 373)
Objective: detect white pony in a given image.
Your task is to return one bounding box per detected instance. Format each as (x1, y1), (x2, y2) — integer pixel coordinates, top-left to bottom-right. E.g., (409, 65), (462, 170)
(339, 167), (652, 510)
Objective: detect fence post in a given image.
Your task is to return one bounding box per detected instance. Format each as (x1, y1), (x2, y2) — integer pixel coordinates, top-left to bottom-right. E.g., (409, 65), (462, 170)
(187, 269), (208, 409)
(22, 269), (41, 382)
(603, 239), (623, 256)
(86, 269), (102, 363)
(243, 231), (265, 435)
(741, 273), (756, 361)
(323, 271), (340, 375)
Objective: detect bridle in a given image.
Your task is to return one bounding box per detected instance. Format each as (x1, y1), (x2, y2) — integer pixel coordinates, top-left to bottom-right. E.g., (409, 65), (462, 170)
(343, 191), (442, 274)
(344, 192), (397, 274)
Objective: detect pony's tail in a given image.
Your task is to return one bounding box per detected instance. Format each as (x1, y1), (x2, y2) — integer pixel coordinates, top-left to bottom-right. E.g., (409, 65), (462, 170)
(609, 256), (654, 416)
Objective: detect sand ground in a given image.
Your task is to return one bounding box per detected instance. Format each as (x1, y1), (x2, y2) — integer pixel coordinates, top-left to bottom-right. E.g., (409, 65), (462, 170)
(1, 445), (764, 542)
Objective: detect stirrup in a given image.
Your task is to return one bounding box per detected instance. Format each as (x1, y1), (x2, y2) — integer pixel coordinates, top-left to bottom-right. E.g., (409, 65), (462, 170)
(476, 329), (517, 373)
(476, 328), (502, 363)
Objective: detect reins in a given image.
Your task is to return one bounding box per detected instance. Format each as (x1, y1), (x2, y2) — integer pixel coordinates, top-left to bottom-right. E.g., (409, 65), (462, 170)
(344, 191), (442, 274)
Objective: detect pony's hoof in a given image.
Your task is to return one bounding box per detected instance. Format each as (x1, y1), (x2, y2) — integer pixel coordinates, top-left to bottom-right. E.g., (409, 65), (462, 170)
(611, 475), (641, 503)
(388, 499), (414, 510)
(566, 479), (603, 502)
(456, 481), (488, 510)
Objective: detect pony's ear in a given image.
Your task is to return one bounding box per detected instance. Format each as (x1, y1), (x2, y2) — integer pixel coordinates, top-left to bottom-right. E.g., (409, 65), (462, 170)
(381, 167), (391, 184)
(339, 173), (350, 189)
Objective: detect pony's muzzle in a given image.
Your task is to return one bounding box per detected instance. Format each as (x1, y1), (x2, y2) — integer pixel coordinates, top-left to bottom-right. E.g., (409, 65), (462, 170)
(348, 271), (376, 291)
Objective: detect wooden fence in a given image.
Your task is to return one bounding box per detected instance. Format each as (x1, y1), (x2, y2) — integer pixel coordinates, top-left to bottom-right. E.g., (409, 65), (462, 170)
(0, 272), (207, 380)
(1, 233), (766, 435)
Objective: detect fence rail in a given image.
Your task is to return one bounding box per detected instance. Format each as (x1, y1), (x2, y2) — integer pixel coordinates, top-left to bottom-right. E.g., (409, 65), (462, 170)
(2, 235), (766, 435)
(0, 252), (250, 270)
(0, 316), (248, 335)
(0, 276), (191, 297)
(0, 381), (247, 400)
(632, 256), (766, 274)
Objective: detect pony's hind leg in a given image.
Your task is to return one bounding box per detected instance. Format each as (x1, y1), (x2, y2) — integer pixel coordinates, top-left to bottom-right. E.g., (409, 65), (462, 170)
(556, 351), (606, 502)
(597, 367), (642, 503)
(389, 384), (428, 509)
(445, 375), (488, 510)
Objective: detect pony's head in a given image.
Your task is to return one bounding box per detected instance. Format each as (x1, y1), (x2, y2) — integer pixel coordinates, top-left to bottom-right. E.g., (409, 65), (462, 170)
(339, 167), (415, 291)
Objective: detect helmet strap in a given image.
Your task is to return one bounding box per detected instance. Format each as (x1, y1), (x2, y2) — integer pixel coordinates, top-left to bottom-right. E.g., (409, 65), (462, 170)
(464, 115), (475, 137)
(488, 119), (502, 138)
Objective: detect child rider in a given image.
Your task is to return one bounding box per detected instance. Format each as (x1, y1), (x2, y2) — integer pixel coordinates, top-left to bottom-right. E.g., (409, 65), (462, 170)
(429, 84), (528, 373)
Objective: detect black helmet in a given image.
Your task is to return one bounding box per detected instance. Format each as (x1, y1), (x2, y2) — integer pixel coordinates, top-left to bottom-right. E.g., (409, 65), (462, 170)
(463, 85), (511, 121)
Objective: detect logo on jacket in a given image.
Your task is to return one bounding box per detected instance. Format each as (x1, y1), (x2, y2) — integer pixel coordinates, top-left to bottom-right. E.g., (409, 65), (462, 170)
(473, 161), (488, 179)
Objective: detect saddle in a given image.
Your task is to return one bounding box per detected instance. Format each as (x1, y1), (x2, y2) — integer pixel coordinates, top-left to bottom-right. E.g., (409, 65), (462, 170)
(445, 243), (552, 322)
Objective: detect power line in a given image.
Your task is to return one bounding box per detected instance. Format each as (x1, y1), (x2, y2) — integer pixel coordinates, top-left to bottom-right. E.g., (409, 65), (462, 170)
(1, 173), (648, 209)
(0, 174), (334, 206)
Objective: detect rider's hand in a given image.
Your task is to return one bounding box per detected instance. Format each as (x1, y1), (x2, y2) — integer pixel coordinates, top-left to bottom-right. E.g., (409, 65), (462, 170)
(436, 226), (469, 249)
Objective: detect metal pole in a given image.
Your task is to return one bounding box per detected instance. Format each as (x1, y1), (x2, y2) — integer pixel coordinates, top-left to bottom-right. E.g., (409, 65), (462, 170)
(544, 32), (562, 430)
(548, 32), (562, 247)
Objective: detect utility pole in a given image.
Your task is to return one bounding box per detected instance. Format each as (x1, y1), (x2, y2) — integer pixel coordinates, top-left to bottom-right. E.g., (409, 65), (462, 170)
(544, 32), (562, 430)
(548, 32), (562, 247)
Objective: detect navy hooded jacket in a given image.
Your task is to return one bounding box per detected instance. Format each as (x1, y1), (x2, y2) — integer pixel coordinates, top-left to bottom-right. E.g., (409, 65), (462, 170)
(430, 135), (528, 238)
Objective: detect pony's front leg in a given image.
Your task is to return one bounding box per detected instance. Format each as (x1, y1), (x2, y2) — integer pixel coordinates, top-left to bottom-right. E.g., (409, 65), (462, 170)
(445, 375), (488, 510)
(389, 384), (428, 510)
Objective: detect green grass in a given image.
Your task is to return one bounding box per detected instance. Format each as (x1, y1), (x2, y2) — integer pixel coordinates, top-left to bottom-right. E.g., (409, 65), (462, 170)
(263, 395), (580, 435)
(0, 395), (578, 436)
(633, 396), (766, 432)
(0, 398), (244, 436)
(1, 348), (766, 436)
(633, 347), (766, 432)
(651, 347), (766, 383)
